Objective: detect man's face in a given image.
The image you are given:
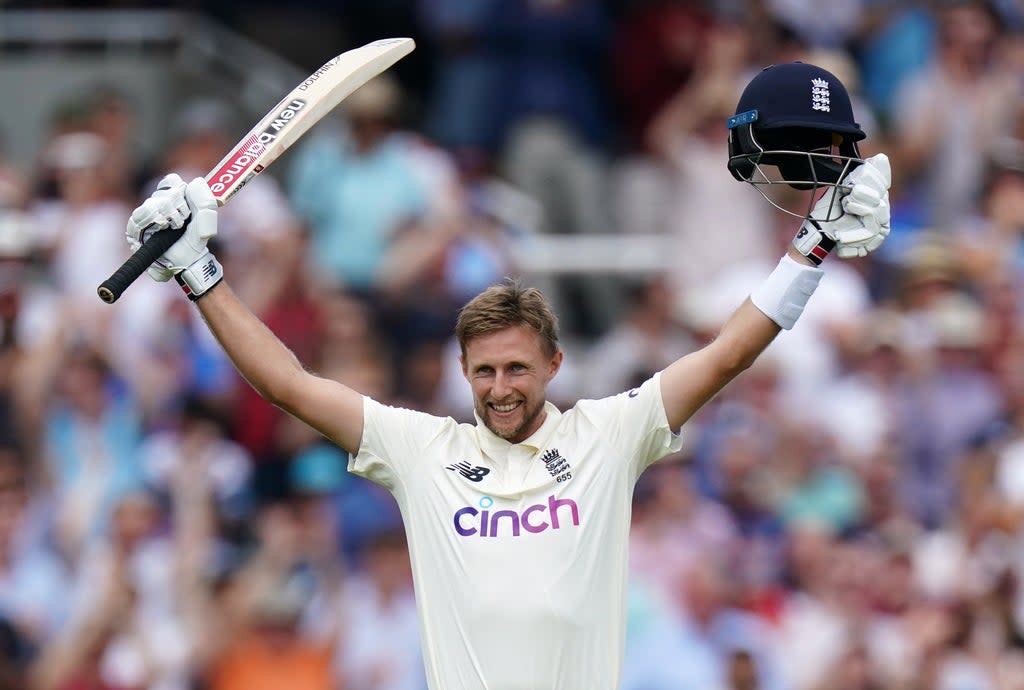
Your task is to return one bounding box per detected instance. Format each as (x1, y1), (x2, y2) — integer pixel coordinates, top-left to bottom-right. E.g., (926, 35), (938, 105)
(461, 325), (562, 443)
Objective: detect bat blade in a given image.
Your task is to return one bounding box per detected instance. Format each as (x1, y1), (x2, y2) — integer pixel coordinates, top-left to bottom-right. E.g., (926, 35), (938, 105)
(97, 37), (415, 304)
(205, 37), (415, 206)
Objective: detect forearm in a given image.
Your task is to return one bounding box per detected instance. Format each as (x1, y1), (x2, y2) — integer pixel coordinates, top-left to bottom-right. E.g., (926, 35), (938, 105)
(660, 249), (821, 428)
(193, 281), (306, 406)
(714, 297), (784, 372)
(193, 280), (365, 453)
(717, 247), (822, 372)
(660, 297), (781, 428)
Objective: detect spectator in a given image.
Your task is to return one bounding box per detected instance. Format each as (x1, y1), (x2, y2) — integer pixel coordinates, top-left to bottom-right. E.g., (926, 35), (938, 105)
(202, 576), (334, 690)
(490, 0), (621, 335)
(0, 444), (71, 653)
(7, 5), (1024, 689)
(642, 18), (777, 313)
(890, 0), (1018, 230)
(892, 291), (1004, 527)
(418, 0), (504, 153)
(196, 501), (336, 690)
(288, 75), (429, 294)
(337, 529), (425, 690)
(80, 85), (149, 202)
(629, 459), (738, 605)
(138, 394), (253, 526)
(37, 347), (144, 558)
(582, 275), (696, 399)
(855, 1), (936, 124)
(771, 420), (866, 535)
(30, 489), (185, 690)
(622, 558), (788, 690)
(30, 131), (128, 346)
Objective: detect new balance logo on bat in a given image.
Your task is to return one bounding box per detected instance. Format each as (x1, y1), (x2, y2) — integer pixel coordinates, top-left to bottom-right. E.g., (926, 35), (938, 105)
(261, 99), (306, 140)
(446, 461), (490, 483)
(207, 100), (305, 198)
(208, 134), (266, 197)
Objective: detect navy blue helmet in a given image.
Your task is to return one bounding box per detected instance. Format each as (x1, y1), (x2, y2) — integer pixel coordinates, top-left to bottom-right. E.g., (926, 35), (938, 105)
(727, 62), (866, 215)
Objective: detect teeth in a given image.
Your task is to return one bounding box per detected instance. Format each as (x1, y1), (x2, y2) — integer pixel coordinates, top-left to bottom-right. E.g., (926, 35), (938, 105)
(492, 402), (518, 412)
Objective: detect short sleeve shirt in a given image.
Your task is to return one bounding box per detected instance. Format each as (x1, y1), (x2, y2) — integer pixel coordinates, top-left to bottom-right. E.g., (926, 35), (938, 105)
(350, 372), (682, 690)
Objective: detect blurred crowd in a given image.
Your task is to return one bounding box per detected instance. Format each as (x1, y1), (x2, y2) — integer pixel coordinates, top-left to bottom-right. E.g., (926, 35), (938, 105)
(1, 0), (1024, 689)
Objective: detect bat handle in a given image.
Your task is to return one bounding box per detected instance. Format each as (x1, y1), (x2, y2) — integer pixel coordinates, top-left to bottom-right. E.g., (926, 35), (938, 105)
(96, 223), (186, 304)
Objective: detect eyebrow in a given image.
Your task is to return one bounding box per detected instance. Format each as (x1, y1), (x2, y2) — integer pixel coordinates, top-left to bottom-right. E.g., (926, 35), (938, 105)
(472, 360), (530, 373)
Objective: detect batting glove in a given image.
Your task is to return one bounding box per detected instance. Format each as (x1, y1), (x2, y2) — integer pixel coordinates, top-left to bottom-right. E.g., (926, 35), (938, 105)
(126, 174), (223, 300)
(792, 153), (892, 263)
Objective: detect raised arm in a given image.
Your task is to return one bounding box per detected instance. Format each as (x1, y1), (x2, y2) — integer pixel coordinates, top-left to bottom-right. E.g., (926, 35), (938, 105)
(195, 282), (364, 453)
(123, 174), (365, 454)
(660, 247), (807, 429)
(660, 153), (891, 430)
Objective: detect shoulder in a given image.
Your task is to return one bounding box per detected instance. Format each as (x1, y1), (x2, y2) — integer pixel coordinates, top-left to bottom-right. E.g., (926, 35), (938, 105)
(364, 397), (465, 442)
(365, 396), (447, 424)
(569, 374), (661, 423)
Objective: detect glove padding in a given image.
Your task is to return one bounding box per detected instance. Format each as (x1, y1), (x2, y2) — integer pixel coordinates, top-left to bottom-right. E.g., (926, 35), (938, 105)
(794, 153), (892, 261)
(127, 174), (219, 280)
(126, 174), (222, 299)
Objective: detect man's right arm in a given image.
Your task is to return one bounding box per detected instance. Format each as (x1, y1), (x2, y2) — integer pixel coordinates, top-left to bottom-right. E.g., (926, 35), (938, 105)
(125, 174), (365, 455)
(195, 281), (365, 455)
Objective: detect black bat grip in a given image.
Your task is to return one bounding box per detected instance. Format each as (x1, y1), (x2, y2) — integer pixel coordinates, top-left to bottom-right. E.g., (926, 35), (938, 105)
(96, 224), (186, 304)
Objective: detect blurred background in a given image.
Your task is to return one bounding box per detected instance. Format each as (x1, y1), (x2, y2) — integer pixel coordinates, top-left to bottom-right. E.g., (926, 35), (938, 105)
(0, 1), (1023, 689)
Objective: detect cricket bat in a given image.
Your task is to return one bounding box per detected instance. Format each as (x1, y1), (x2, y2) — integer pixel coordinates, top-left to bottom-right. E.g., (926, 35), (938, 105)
(97, 37), (416, 304)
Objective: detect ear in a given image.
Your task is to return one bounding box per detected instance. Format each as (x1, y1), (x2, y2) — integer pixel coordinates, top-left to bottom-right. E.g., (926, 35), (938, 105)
(460, 354), (468, 379)
(548, 350), (563, 379)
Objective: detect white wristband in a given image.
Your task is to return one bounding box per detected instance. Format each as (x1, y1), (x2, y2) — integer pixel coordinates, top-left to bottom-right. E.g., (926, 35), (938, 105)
(175, 251), (223, 301)
(750, 254), (823, 330)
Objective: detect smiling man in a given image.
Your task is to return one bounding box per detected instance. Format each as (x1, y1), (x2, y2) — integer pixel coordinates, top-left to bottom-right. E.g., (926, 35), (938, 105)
(121, 62), (890, 690)
(457, 288), (562, 443)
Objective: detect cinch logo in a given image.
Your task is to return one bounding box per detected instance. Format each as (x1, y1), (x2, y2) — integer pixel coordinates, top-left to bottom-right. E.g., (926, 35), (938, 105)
(453, 495), (581, 537)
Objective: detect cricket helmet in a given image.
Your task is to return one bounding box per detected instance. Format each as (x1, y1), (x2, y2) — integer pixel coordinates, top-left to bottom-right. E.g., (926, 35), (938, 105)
(727, 62), (867, 219)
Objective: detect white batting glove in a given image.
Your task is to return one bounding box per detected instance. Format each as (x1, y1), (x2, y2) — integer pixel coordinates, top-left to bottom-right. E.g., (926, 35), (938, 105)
(126, 174), (223, 300)
(127, 173), (190, 281)
(793, 153), (892, 263)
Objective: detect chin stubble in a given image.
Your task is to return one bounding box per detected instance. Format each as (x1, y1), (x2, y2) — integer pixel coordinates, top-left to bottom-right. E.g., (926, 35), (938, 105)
(481, 399), (544, 442)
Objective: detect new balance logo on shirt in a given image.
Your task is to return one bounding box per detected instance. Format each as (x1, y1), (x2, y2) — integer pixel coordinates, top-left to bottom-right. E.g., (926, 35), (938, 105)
(446, 461), (490, 483)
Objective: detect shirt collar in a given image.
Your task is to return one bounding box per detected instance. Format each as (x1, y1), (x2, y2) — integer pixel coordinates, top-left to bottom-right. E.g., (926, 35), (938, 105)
(474, 401), (562, 455)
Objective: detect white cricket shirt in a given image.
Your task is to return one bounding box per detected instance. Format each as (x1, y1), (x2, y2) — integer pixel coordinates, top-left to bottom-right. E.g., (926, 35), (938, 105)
(350, 372), (682, 690)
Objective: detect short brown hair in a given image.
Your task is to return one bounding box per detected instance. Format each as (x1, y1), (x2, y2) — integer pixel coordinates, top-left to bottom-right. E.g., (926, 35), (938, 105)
(455, 279), (560, 357)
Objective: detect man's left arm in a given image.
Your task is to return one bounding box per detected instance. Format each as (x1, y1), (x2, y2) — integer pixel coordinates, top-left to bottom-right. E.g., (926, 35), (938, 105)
(660, 153), (892, 430)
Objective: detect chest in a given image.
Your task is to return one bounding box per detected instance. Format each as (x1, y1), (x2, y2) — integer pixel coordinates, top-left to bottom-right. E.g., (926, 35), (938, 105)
(407, 434), (632, 548)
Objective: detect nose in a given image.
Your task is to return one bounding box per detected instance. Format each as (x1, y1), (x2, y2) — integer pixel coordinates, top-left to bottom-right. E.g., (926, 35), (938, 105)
(492, 370), (512, 399)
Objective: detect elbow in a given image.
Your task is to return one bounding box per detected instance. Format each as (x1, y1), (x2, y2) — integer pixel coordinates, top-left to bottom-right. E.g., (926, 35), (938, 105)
(719, 356), (756, 383)
(258, 366), (306, 411)
(710, 338), (762, 382)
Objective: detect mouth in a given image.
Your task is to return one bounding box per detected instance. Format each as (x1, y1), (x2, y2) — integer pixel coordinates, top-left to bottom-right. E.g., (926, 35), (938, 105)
(488, 401), (522, 415)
